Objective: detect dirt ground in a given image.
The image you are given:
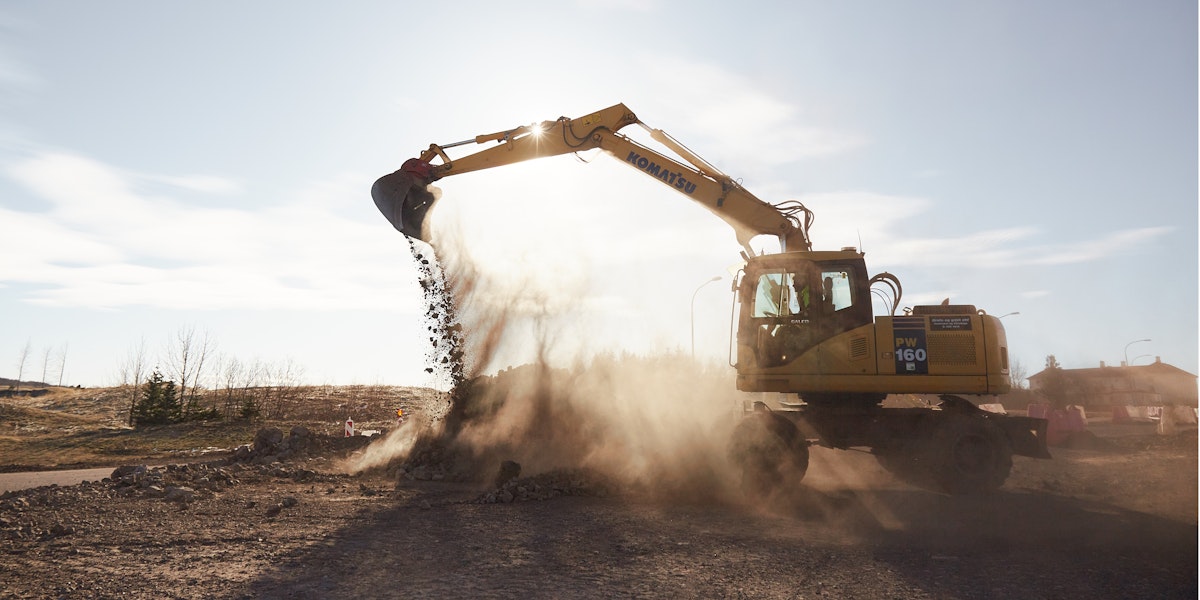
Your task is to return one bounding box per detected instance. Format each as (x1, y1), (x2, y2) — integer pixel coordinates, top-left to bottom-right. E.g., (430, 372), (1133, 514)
(1, 414), (1195, 599)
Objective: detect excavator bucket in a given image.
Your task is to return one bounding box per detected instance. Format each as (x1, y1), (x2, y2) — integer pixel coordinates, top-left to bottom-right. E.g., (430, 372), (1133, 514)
(371, 160), (439, 242)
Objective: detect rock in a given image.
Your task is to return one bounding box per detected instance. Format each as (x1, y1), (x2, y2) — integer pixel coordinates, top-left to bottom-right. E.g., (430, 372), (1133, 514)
(164, 487), (196, 503)
(254, 427), (285, 455)
(288, 426), (312, 454)
(110, 465), (148, 480)
(231, 444), (253, 461)
(495, 460), (521, 488)
(280, 496), (298, 508)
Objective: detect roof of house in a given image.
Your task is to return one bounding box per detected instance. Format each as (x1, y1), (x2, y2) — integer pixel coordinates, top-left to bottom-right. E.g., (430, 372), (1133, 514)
(1030, 360), (1197, 382)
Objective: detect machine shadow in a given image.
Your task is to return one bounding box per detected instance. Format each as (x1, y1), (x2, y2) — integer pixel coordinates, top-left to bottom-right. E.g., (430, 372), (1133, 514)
(763, 483), (1198, 599)
(240, 477), (1197, 599)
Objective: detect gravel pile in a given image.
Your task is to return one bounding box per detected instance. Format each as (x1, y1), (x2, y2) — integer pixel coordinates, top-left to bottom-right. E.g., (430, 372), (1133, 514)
(0, 427), (376, 543)
(390, 436), (477, 482)
(386, 434), (619, 504)
(475, 465), (614, 504)
(0, 459), (344, 543)
(231, 425), (375, 465)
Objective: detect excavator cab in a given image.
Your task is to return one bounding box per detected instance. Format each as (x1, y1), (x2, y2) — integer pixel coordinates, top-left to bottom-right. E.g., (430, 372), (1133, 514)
(737, 250), (873, 370)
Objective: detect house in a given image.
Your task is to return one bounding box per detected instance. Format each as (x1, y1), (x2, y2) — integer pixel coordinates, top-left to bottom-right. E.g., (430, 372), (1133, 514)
(1028, 357), (1198, 408)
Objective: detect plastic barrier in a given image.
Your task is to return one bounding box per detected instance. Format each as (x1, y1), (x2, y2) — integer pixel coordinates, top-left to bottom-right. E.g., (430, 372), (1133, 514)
(1114, 406), (1164, 422)
(1111, 405), (1131, 422)
(1174, 406), (1200, 425)
(1029, 403), (1087, 446)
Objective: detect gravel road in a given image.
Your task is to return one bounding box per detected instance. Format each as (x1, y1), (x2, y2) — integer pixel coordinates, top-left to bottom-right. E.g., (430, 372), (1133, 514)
(0, 467), (116, 494)
(1, 430), (1194, 599)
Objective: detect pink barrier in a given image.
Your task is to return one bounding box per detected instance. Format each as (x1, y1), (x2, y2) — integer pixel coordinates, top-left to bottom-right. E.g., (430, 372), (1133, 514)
(1112, 406), (1131, 422)
(1028, 403), (1086, 446)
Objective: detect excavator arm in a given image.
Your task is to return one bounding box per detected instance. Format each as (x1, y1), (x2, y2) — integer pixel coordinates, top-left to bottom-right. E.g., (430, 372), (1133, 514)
(372, 103), (813, 254)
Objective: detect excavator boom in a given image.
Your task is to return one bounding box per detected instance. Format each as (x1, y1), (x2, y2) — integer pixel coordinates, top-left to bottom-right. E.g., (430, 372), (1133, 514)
(372, 103), (811, 253)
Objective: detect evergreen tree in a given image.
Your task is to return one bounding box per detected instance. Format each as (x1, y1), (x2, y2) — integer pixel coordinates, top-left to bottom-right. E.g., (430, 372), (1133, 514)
(1040, 355), (1068, 408)
(132, 369), (181, 426)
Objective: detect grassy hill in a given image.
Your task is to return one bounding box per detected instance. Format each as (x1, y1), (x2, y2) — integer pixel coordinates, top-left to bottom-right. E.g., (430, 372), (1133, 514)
(0, 384), (447, 471)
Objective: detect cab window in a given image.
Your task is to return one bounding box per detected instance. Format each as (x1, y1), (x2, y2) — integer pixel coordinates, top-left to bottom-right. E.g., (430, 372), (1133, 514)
(821, 270), (854, 312)
(753, 272), (808, 318)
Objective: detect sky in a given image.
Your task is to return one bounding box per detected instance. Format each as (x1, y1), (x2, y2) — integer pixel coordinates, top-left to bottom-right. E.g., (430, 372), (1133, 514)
(0, 1), (1195, 389)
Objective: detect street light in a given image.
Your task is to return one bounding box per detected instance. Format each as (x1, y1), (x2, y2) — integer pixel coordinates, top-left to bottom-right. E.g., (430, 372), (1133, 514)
(1130, 354), (1154, 366)
(998, 312), (1020, 319)
(691, 276), (723, 358)
(1124, 338), (1151, 366)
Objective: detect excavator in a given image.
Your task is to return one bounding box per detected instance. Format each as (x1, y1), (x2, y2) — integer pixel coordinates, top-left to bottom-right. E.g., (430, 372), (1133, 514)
(373, 103), (1050, 495)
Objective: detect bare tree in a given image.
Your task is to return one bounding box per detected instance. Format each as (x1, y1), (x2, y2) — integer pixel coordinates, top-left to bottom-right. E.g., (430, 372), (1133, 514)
(39, 346), (52, 388)
(1008, 356), (1029, 390)
(241, 358), (267, 419)
(266, 358), (305, 419)
(14, 339), (32, 392)
(217, 354), (244, 418)
(187, 331), (214, 415)
(164, 326), (215, 417)
(117, 338), (148, 426)
(55, 342), (68, 387)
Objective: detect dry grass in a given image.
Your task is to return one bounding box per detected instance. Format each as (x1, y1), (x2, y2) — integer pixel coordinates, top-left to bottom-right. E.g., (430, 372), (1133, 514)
(0, 384), (448, 471)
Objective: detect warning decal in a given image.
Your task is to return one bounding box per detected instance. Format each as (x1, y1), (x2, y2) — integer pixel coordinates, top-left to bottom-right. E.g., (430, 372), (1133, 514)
(930, 315), (973, 331)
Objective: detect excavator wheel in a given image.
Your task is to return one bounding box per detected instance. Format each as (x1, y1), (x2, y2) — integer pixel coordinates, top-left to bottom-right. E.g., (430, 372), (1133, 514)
(883, 415), (1012, 494)
(728, 411), (809, 497)
(877, 414), (1012, 495)
(928, 414), (1013, 494)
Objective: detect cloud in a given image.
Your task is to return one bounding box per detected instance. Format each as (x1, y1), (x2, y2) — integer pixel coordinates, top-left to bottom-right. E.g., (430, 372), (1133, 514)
(1, 150), (421, 311)
(765, 190), (1173, 271)
(146, 174), (243, 195)
(625, 58), (867, 169)
(1026, 227), (1172, 265)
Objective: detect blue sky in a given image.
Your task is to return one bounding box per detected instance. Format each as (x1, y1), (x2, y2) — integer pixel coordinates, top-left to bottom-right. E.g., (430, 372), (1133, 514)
(0, 1), (1195, 388)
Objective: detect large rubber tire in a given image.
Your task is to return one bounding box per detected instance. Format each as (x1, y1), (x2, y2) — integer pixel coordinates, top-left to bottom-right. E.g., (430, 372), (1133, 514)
(875, 415), (1013, 495)
(728, 411), (810, 496)
(925, 415), (1013, 495)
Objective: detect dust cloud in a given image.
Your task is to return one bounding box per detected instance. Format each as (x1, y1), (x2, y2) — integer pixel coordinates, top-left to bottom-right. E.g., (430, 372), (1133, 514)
(352, 204), (749, 501)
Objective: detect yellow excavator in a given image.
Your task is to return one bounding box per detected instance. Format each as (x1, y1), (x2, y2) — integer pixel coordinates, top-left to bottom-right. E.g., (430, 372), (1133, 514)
(373, 103), (1050, 495)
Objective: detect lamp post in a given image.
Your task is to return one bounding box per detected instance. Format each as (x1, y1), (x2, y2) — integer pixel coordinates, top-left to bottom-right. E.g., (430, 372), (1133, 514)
(691, 276), (722, 358)
(998, 311), (1020, 319)
(1124, 338), (1151, 366)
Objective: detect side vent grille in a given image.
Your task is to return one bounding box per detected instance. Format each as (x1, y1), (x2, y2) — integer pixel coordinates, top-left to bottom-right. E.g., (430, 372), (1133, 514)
(929, 333), (977, 365)
(849, 336), (869, 360)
